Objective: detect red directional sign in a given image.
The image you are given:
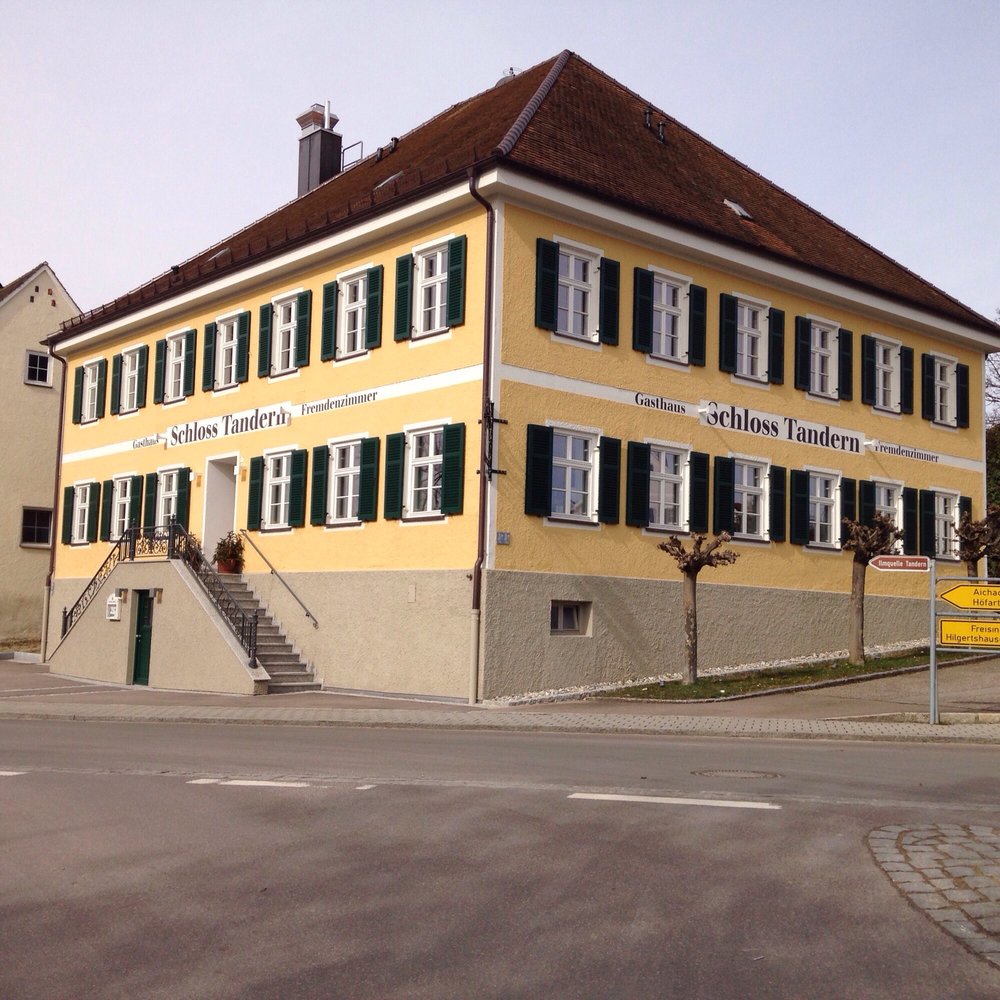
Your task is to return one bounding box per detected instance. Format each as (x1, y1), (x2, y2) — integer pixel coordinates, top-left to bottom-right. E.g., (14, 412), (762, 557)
(869, 555), (931, 572)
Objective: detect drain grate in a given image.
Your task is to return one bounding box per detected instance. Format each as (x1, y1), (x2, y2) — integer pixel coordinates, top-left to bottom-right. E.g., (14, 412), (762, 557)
(693, 769), (782, 779)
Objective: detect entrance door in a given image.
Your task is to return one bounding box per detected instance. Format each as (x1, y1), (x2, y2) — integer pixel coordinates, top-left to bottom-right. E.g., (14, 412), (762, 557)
(133, 590), (153, 685)
(204, 457), (238, 560)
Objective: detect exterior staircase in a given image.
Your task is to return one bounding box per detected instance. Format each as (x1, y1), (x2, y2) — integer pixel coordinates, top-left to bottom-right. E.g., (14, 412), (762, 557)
(220, 576), (321, 693)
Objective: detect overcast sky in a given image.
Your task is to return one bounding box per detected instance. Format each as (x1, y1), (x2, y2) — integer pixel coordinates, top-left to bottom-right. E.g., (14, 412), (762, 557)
(2, 1), (998, 325)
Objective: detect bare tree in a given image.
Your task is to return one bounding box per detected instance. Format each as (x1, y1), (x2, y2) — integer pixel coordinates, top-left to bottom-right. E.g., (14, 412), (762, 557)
(658, 533), (739, 684)
(841, 514), (904, 666)
(957, 505), (1000, 579)
(987, 309), (1000, 427)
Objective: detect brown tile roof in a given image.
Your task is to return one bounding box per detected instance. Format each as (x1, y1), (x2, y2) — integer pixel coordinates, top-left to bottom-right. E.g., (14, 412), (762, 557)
(0, 262), (48, 309)
(57, 52), (998, 340)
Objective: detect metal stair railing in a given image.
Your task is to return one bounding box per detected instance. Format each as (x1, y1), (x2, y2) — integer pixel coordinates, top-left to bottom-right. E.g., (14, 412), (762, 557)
(61, 536), (128, 637)
(239, 529), (319, 628)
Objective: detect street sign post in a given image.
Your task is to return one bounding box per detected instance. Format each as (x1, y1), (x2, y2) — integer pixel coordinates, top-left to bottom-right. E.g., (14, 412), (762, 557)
(870, 554), (930, 572)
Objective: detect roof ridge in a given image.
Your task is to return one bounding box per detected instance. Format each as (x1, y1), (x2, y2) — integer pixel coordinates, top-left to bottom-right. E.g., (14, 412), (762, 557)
(0, 261), (50, 308)
(494, 50), (572, 158)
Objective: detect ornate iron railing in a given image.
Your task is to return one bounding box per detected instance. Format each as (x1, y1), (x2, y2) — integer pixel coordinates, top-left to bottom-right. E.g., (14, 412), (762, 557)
(60, 521), (257, 667)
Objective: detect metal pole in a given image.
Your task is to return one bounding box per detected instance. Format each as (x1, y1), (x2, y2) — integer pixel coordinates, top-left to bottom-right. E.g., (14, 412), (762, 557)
(929, 559), (938, 725)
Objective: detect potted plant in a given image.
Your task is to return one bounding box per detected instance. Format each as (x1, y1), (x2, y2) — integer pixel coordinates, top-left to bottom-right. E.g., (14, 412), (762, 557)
(212, 531), (244, 574)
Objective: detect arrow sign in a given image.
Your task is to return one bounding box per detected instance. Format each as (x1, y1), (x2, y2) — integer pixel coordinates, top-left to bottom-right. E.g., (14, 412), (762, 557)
(940, 584), (1000, 611)
(869, 555), (930, 572)
(939, 617), (1000, 647)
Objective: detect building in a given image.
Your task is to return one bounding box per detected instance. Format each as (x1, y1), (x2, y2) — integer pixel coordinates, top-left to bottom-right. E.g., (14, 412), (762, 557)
(43, 52), (999, 699)
(0, 263), (78, 646)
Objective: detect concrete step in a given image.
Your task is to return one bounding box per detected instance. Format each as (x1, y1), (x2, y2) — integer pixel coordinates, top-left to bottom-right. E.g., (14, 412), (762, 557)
(266, 681), (323, 694)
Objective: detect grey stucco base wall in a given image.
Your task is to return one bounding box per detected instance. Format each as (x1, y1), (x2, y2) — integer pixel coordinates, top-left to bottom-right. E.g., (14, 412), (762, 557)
(246, 569), (473, 699)
(479, 569), (928, 700)
(46, 561), (264, 694)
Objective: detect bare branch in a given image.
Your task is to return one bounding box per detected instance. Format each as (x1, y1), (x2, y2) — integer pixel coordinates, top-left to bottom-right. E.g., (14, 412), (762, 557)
(658, 532), (740, 576)
(841, 513), (904, 564)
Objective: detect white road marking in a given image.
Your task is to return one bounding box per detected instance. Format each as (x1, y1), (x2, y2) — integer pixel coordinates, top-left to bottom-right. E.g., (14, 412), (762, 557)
(568, 792), (781, 811)
(356, 784), (376, 791)
(221, 779), (310, 788)
(0, 770), (26, 776)
(187, 778), (220, 784)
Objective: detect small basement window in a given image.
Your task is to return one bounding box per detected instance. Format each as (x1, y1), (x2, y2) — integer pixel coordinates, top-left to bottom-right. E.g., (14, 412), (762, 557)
(550, 600), (591, 636)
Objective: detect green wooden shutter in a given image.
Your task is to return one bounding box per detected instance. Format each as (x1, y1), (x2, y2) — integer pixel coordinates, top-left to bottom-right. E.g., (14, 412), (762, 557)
(72, 367), (84, 423)
(794, 317), (811, 391)
(959, 495), (972, 525)
(625, 441), (650, 527)
(769, 466), (786, 542)
(713, 457), (735, 534)
(632, 268), (653, 354)
(441, 423), (466, 515)
(61, 486), (74, 545)
(838, 329), (853, 400)
(128, 475), (143, 530)
(598, 258), (620, 346)
(95, 359), (107, 418)
(143, 472), (158, 529)
(258, 305), (272, 377)
(719, 294), (737, 373)
(236, 312), (250, 383)
(919, 489), (936, 557)
(445, 236), (466, 328)
(689, 452), (709, 533)
(789, 470), (809, 545)
(99, 479), (113, 541)
(900, 346), (914, 414)
(86, 483), (100, 543)
(859, 480), (876, 527)
(840, 477), (857, 546)
(525, 424), (553, 517)
(384, 433), (405, 519)
(110, 354), (122, 415)
(359, 437), (380, 522)
(902, 488), (918, 555)
(957, 363), (970, 428)
(175, 469), (191, 530)
(153, 339), (166, 404)
(289, 450), (308, 526)
(203, 322), (217, 391)
(860, 335), (876, 406)
(321, 281), (338, 361)
(310, 445), (329, 525)
(394, 255), (413, 341)
(247, 457), (264, 530)
(135, 345), (149, 408)
(921, 354), (935, 420)
(535, 238), (559, 331)
(767, 308), (784, 384)
(597, 436), (620, 524)
(365, 265), (383, 350)
(294, 291), (312, 368)
(688, 284), (707, 366)
(182, 329), (196, 397)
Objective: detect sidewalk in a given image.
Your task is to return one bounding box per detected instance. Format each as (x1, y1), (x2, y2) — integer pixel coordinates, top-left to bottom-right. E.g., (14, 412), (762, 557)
(2, 658), (1000, 743)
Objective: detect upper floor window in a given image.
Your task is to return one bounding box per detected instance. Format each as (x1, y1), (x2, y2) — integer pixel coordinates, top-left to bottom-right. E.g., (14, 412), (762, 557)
(330, 440), (362, 522)
(920, 353), (968, 429)
(861, 334), (914, 415)
(394, 237), (467, 343)
(875, 340), (898, 409)
(341, 273), (368, 356)
(71, 483), (96, 544)
(111, 477), (134, 540)
(272, 298), (297, 375)
(809, 322), (836, 397)
(737, 301), (764, 380)
(258, 293), (312, 378)
(216, 317), (239, 388)
(265, 452), (292, 529)
(383, 423), (466, 520)
(24, 351), (52, 387)
(558, 248), (596, 341)
(321, 267), (383, 361)
(247, 450), (307, 532)
(809, 473), (839, 547)
(21, 508), (52, 547)
(154, 330), (195, 405)
(157, 469), (180, 527)
(203, 312), (250, 391)
(120, 347), (146, 413)
(720, 294), (782, 384)
(72, 359), (107, 424)
(166, 334), (186, 401)
(651, 275), (685, 361)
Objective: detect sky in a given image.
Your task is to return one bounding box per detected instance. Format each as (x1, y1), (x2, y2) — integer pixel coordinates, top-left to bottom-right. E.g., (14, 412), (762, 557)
(2, 0), (998, 324)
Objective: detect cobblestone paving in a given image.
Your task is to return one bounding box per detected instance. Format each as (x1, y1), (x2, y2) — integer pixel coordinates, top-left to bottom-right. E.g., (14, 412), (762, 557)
(869, 825), (1000, 967)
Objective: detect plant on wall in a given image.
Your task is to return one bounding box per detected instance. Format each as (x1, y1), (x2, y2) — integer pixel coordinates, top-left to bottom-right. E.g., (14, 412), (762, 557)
(212, 531), (245, 574)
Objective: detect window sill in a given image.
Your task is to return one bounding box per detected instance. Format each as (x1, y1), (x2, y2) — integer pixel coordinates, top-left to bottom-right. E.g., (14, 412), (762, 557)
(642, 524), (687, 535)
(730, 373), (770, 388)
(161, 396), (187, 407)
(324, 519), (364, 529)
(805, 543), (842, 553)
(545, 515), (600, 529)
(24, 380), (54, 388)
(806, 391), (840, 405)
(409, 329), (453, 347)
(267, 369), (300, 382)
(930, 420), (959, 431)
(733, 534), (770, 546)
(212, 383), (239, 396)
(400, 513), (447, 524)
(334, 350), (369, 363)
(20, 542), (52, 550)
(647, 353), (689, 369)
(551, 331), (601, 351)
(260, 526), (293, 535)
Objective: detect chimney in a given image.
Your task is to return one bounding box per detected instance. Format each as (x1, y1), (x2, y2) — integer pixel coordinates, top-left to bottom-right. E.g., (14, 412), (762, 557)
(296, 103), (343, 197)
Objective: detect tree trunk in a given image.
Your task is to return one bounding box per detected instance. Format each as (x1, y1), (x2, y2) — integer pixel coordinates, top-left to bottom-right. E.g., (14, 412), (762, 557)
(682, 570), (698, 684)
(966, 559), (979, 579)
(849, 555), (866, 666)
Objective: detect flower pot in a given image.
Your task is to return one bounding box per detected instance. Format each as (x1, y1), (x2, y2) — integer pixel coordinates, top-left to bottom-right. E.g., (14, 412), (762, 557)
(217, 559), (239, 574)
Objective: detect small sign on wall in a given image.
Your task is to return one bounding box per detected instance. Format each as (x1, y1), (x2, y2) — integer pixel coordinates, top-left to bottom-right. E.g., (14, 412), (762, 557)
(106, 595), (121, 621)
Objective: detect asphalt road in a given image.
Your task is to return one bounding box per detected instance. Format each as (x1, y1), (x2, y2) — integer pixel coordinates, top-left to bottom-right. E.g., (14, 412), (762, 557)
(2, 719), (999, 999)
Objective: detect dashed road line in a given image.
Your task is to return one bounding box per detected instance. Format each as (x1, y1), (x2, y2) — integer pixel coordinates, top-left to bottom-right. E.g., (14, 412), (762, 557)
(0, 770), (26, 776)
(187, 778), (310, 788)
(568, 792), (781, 811)
(356, 784), (376, 790)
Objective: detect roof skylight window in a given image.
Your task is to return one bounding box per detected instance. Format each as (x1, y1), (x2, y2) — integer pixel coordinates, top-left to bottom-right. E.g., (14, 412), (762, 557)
(724, 199), (753, 220)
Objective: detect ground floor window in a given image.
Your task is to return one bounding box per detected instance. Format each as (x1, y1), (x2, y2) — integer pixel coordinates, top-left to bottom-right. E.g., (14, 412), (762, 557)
(809, 473), (838, 547)
(265, 452), (292, 529)
(550, 600), (590, 635)
(934, 492), (959, 558)
(551, 430), (596, 520)
(648, 447), (686, 530)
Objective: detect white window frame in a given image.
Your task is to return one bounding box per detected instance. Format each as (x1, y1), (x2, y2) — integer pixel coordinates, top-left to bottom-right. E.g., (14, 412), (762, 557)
(548, 424), (599, 523)
(873, 479), (904, 553)
(550, 600), (591, 636)
(21, 507), (53, 547)
(120, 346), (142, 413)
(404, 425), (445, 517)
(871, 335), (901, 413)
(110, 477), (134, 541)
(24, 350), (52, 387)
(808, 318), (838, 399)
(555, 237), (601, 344)
(328, 437), (364, 524)
(81, 361), (101, 423)
(650, 267), (690, 363)
(164, 332), (186, 403)
(735, 294), (769, 382)
(647, 444), (688, 532)
(263, 450), (293, 529)
(271, 294), (298, 376)
(215, 313), (240, 389)
(337, 267), (369, 358)
(415, 242), (449, 339)
(808, 471), (840, 549)
(934, 490), (960, 559)
(931, 354), (958, 427)
(733, 458), (768, 540)
(156, 468), (181, 528)
(71, 482), (94, 544)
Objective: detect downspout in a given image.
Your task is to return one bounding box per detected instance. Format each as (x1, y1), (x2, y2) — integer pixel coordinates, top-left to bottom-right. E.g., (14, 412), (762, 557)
(41, 342), (69, 662)
(467, 168), (495, 704)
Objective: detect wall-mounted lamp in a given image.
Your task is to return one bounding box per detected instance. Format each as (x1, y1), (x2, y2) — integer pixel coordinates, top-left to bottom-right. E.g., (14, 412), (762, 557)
(115, 587), (129, 604)
(150, 588), (163, 604)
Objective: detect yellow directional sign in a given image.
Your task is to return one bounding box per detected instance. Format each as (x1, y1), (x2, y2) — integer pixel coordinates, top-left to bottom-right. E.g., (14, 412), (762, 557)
(939, 585), (1000, 611)
(939, 617), (1000, 647)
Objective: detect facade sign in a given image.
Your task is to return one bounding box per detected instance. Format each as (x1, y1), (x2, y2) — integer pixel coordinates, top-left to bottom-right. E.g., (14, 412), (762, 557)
(164, 403), (291, 448)
(940, 584), (1000, 610)
(870, 555), (930, 572)
(699, 401), (863, 454)
(938, 617), (1000, 647)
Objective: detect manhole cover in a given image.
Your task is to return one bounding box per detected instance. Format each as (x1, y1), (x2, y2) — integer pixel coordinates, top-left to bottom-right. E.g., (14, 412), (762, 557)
(693, 769), (782, 779)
